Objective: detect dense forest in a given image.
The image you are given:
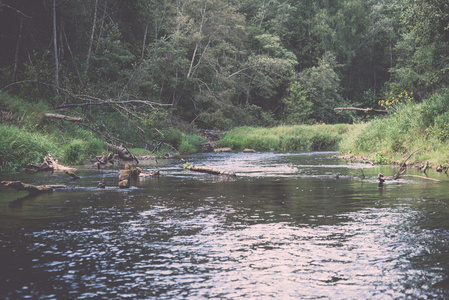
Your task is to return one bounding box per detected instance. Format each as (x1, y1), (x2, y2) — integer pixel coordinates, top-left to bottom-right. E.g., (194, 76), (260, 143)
(1, 0), (449, 167)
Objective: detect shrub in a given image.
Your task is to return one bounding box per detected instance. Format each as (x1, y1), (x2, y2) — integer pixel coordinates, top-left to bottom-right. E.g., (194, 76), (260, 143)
(178, 134), (206, 154)
(61, 139), (87, 165)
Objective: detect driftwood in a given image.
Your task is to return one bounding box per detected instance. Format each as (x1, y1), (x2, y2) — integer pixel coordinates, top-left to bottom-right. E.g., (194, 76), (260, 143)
(105, 142), (138, 163)
(334, 107), (388, 114)
(44, 113), (83, 122)
(214, 147), (232, 153)
(393, 146), (425, 180)
(187, 165), (236, 176)
(94, 152), (114, 169)
(139, 170), (161, 178)
(401, 175), (441, 182)
(1, 180), (66, 195)
(26, 154), (77, 172)
(65, 170), (80, 179)
(421, 161), (428, 174)
(243, 148), (256, 153)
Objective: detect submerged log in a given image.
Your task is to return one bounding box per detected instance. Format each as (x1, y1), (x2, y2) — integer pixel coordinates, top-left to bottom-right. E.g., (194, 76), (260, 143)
(187, 165), (236, 176)
(1, 180), (66, 194)
(65, 170), (80, 179)
(139, 170), (161, 178)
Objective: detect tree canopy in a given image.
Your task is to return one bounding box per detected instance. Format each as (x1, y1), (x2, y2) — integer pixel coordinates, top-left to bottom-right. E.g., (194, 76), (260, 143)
(0, 0), (446, 134)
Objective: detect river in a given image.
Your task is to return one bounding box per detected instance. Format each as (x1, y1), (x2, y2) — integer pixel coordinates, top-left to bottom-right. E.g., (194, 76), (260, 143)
(1, 152), (449, 299)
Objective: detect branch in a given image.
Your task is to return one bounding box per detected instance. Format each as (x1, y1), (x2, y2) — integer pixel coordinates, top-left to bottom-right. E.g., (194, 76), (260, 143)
(1, 80), (172, 109)
(1, 4), (32, 18)
(393, 146), (426, 180)
(401, 175), (441, 182)
(334, 107), (388, 114)
(44, 113), (84, 122)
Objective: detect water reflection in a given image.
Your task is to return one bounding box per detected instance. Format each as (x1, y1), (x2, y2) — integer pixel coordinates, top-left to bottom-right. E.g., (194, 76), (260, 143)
(1, 152), (449, 299)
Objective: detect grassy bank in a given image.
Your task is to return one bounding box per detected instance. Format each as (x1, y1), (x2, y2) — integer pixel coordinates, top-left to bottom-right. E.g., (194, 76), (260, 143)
(0, 93), (205, 172)
(339, 89), (449, 166)
(217, 124), (356, 152)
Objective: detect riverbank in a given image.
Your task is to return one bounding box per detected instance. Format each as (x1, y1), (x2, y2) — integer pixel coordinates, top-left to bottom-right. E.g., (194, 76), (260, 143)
(216, 124), (355, 152)
(338, 89), (449, 168)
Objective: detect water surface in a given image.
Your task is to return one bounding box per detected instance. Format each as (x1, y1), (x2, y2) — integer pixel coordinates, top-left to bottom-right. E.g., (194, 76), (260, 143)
(1, 152), (449, 299)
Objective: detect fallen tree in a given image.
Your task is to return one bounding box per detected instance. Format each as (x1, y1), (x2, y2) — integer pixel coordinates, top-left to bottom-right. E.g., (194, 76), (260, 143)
(105, 142), (139, 163)
(186, 165), (236, 176)
(334, 107), (388, 114)
(25, 154), (77, 172)
(44, 113), (83, 122)
(2, 180), (66, 195)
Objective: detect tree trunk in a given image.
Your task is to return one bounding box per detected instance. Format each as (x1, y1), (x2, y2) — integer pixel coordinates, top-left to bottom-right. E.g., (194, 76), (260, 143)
(52, 0), (59, 90)
(85, 0), (99, 76)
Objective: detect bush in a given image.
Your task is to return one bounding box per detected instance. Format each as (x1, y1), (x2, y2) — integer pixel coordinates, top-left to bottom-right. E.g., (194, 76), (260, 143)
(61, 139), (87, 165)
(178, 134), (206, 154)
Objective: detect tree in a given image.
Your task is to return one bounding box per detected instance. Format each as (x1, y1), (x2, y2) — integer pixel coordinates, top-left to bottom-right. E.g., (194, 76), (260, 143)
(299, 52), (347, 123)
(281, 82), (313, 124)
(390, 0), (449, 100)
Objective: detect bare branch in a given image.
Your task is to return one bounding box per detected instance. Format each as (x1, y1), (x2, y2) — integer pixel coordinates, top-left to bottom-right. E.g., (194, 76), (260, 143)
(1, 4), (31, 18)
(334, 107), (388, 114)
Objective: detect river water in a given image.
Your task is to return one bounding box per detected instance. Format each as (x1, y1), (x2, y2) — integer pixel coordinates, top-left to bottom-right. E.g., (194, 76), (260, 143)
(1, 152), (449, 299)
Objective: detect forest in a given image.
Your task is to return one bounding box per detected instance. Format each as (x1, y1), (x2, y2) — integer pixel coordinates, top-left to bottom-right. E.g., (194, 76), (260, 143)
(1, 0), (449, 170)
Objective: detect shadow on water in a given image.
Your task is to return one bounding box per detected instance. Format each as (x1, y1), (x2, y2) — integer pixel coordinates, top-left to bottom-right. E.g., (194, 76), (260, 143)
(1, 152), (449, 299)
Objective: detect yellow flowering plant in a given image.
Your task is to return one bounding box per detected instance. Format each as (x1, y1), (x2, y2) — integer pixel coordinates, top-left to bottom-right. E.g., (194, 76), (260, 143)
(378, 90), (414, 110)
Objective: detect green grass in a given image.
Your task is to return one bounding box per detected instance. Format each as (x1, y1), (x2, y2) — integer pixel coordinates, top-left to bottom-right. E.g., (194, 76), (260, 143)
(339, 89), (449, 166)
(0, 125), (59, 171)
(0, 93), (104, 171)
(218, 124), (354, 152)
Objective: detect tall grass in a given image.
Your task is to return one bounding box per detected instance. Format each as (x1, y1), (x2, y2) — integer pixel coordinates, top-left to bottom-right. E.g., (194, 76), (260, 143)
(0, 93), (104, 171)
(0, 125), (59, 172)
(339, 89), (449, 165)
(218, 124), (354, 152)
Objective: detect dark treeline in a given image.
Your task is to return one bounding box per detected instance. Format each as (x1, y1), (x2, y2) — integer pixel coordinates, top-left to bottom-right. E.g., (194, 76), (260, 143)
(1, 0), (448, 135)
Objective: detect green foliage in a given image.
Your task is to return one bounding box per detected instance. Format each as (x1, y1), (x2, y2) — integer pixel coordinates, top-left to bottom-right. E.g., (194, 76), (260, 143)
(378, 86), (414, 111)
(128, 148), (153, 156)
(281, 82), (313, 124)
(219, 125), (351, 152)
(0, 125), (58, 172)
(61, 139), (87, 165)
(178, 134), (207, 154)
(340, 89), (449, 164)
(299, 53), (348, 123)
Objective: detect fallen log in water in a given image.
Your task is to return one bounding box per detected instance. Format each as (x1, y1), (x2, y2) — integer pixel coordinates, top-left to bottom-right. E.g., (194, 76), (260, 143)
(25, 154), (77, 172)
(186, 165), (236, 176)
(1, 180), (66, 195)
